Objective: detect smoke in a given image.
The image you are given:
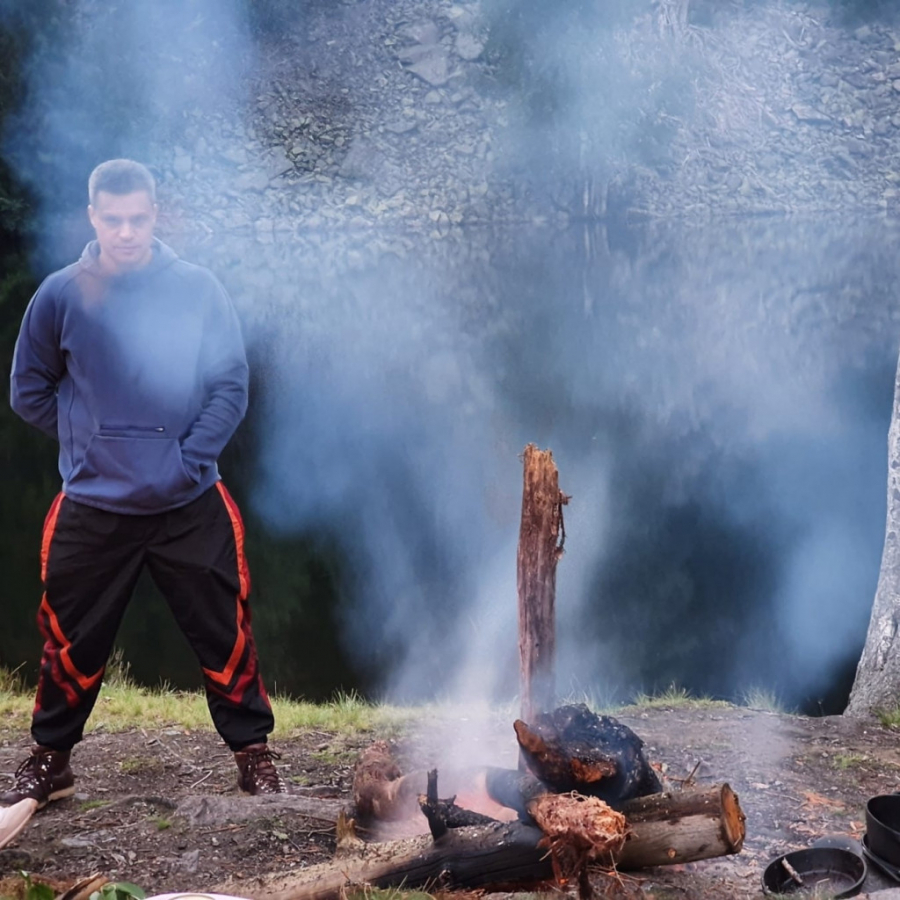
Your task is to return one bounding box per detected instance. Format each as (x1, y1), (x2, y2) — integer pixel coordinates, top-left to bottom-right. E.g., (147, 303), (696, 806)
(0, 0), (254, 257)
(3, 0), (899, 717)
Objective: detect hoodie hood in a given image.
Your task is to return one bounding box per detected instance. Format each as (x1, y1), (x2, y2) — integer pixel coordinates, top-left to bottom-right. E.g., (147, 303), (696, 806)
(78, 237), (179, 282)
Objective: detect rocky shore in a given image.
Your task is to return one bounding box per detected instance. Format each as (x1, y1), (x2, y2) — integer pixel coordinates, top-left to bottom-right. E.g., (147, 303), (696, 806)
(126, 0), (900, 236)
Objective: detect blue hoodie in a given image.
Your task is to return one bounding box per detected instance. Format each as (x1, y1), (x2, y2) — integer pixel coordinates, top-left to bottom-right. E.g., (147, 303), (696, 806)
(10, 239), (249, 514)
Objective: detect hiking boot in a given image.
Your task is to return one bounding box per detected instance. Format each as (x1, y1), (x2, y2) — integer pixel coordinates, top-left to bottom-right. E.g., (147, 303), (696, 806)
(234, 744), (285, 795)
(0, 745), (75, 808)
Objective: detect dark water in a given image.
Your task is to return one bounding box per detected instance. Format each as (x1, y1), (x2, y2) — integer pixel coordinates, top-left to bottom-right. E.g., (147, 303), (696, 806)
(2, 215), (898, 714)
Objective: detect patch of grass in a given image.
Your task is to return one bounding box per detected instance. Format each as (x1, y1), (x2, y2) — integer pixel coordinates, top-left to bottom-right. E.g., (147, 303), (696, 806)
(119, 756), (164, 776)
(876, 707), (900, 728)
(833, 753), (869, 770)
(78, 800), (111, 812)
(627, 684), (731, 711)
(345, 890), (436, 900)
(0, 664), (26, 696)
(0, 677), (420, 740)
(311, 745), (358, 767)
(153, 817), (172, 831)
(740, 686), (789, 713)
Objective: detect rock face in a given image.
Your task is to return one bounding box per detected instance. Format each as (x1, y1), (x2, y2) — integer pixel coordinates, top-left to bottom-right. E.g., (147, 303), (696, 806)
(110, 0), (900, 232)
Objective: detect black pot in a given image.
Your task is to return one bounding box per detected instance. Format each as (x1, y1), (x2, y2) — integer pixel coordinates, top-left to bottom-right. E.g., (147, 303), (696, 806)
(866, 794), (900, 867)
(762, 847), (866, 897)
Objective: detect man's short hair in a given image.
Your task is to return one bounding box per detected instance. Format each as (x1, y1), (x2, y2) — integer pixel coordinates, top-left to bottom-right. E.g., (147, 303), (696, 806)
(88, 159), (156, 206)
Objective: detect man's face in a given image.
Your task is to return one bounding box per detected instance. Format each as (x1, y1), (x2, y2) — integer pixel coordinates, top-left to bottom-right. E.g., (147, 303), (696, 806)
(88, 189), (158, 274)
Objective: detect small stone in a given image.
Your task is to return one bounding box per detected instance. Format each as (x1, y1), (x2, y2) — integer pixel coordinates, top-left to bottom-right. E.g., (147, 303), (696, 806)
(181, 849), (200, 873)
(384, 119), (418, 134)
(791, 104), (830, 125)
(235, 170), (270, 192)
(172, 148), (192, 177)
(424, 90), (443, 104)
(405, 47), (451, 86)
(455, 32), (484, 61)
(220, 145), (248, 166)
(398, 20), (440, 44)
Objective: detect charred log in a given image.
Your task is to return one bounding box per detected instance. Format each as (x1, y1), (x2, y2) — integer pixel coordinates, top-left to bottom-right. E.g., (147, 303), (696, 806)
(418, 769), (496, 838)
(240, 821), (555, 900)
(483, 767), (550, 820)
(515, 703), (662, 807)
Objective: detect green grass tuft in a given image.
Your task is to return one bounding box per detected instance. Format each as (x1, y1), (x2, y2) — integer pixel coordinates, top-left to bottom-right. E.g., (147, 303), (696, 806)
(740, 686), (789, 713)
(0, 659), (420, 739)
(627, 684), (731, 711)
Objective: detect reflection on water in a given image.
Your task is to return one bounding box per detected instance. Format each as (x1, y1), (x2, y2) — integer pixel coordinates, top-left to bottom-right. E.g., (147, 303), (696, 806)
(4, 216), (899, 713)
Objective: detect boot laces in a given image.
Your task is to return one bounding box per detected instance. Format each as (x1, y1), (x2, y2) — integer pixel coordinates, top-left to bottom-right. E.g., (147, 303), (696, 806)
(13, 752), (51, 789)
(246, 747), (283, 792)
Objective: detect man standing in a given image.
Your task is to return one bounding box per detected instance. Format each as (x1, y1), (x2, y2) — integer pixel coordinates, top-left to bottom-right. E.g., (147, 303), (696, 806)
(4, 158), (283, 806)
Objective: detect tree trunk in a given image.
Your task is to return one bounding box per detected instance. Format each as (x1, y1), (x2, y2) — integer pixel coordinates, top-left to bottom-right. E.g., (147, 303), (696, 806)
(518, 445), (568, 722)
(847, 352), (900, 716)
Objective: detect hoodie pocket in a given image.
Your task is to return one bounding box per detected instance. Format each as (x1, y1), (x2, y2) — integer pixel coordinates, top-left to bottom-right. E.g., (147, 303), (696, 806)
(74, 427), (197, 509)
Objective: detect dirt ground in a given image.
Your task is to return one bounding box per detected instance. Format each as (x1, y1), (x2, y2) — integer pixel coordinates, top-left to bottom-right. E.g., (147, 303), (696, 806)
(2, 705), (900, 899)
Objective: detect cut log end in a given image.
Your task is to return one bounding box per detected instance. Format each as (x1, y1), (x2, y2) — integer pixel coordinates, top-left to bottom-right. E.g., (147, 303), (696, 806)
(720, 783), (746, 854)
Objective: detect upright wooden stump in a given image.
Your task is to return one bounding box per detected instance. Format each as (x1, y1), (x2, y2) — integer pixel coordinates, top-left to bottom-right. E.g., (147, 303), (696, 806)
(517, 445), (569, 723)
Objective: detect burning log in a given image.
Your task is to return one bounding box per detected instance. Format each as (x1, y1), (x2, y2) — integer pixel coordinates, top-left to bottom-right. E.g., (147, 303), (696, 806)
(418, 769), (496, 838)
(515, 703), (663, 807)
(518, 444), (569, 721)
(236, 821), (555, 900)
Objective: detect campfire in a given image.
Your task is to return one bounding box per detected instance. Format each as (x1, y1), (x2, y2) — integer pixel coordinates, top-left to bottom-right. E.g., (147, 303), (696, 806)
(237, 702), (745, 900)
(240, 448), (745, 900)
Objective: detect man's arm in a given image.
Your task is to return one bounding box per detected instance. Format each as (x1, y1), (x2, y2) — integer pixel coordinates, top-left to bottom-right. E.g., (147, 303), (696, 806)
(179, 281), (249, 481)
(10, 282), (64, 439)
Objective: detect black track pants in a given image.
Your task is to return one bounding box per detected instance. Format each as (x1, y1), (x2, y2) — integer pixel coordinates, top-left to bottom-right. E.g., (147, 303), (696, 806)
(32, 483), (274, 752)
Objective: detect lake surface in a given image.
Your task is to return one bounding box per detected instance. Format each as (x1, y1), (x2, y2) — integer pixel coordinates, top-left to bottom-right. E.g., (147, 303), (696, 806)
(3, 214), (899, 714)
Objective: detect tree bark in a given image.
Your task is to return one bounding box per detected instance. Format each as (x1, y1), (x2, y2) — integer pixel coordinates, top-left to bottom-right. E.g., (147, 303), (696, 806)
(518, 444), (568, 722)
(847, 352), (900, 716)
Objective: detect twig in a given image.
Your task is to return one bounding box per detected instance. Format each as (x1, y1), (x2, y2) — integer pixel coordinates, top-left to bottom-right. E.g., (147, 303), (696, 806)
(680, 760), (702, 788)
(189, 770), (214, 789)
(781, 857), (804, 887)
(199, 823), (248, 835)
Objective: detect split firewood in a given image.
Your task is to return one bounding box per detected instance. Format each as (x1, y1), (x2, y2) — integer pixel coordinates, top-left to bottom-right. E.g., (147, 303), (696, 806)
(515, 703), (663, 807)
(352, 740), (427, 821)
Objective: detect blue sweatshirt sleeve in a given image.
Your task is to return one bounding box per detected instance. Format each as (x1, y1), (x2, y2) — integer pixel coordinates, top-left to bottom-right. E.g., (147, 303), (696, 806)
(179, 279), (249, 480)
(9, 280), (64, 440)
